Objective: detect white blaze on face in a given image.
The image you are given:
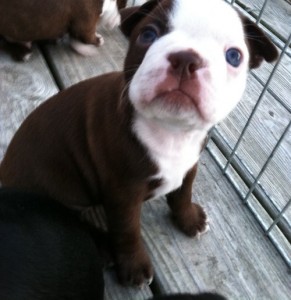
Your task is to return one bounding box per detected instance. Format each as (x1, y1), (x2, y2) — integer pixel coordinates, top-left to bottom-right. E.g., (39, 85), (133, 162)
(129, 0), (249, 130)
(101, 0), (121, 29)
(129, 0), (251, 198)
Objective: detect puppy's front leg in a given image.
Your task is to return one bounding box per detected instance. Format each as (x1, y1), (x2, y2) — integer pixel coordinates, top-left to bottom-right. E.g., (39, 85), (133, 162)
(104, 191), (153, 286)
(167, 164), (208, 237)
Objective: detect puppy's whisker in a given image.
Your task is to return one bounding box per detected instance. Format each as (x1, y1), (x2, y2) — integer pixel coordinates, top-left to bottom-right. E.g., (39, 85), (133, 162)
(244, 33), (263, 39)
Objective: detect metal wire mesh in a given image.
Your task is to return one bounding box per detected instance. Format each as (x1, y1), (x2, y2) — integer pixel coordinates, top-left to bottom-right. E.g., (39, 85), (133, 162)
(207, 0), (291, 267)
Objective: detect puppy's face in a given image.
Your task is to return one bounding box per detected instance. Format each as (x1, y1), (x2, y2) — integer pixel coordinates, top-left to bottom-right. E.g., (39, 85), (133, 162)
(121, 0), (278, 131)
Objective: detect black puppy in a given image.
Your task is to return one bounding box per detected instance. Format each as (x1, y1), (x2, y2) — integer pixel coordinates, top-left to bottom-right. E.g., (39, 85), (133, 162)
(0, 188), (105, 300)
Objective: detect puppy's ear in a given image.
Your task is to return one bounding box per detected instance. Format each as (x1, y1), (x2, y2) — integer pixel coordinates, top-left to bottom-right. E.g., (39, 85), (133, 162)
(241, 16), (279, 69)
(119, 0), (160, 38)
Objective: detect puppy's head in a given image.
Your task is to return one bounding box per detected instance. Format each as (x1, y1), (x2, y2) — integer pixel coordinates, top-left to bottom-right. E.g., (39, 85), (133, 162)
(120, 0), (278, 131)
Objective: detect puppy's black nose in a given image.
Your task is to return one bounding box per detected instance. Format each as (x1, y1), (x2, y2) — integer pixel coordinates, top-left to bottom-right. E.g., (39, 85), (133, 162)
(168, 50), (204, 79)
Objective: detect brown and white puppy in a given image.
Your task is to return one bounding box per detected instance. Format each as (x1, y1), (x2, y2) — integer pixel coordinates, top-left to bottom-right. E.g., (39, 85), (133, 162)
(0, 0), (278, 286)
(0, 0), (121, 60)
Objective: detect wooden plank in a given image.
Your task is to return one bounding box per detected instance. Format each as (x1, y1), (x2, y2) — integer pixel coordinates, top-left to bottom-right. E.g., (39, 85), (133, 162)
(252, 53), (291, 107)
(41, 27), (127, 88)
(141, 151), (291, 299)
(0, 46), (58, 161)
(235, 0), (291, 40)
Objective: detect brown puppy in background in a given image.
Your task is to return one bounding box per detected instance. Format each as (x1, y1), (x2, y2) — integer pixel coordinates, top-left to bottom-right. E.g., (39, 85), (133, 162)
(0, 0), (121, 60)
(0, 0), (278, 286)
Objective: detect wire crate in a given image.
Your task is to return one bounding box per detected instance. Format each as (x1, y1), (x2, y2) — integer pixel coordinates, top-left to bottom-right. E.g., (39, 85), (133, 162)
(207, 0), (291, 267)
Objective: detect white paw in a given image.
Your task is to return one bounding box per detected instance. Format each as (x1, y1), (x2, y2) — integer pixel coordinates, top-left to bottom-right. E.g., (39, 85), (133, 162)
(196, 217), (210, 240)
(70, 33), (103, 56)
(96, 33), (104, 46)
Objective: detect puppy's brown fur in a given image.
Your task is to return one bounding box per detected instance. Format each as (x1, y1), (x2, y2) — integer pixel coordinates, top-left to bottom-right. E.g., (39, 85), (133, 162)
(0, 0), (278, 286)
(0, 72), (165, 285)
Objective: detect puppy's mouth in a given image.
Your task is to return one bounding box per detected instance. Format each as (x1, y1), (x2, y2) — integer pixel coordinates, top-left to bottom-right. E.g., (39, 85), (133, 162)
(153, 89), (205, 120)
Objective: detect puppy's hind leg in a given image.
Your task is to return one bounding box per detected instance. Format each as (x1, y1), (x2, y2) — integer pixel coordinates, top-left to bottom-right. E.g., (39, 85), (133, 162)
(70, 33), (104, 56)
(69, 20), (104, 56)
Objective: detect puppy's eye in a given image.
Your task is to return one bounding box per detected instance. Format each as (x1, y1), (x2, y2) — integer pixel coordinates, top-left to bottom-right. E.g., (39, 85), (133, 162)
(138, 26), (159, 46)
(226, 48), (242, 67)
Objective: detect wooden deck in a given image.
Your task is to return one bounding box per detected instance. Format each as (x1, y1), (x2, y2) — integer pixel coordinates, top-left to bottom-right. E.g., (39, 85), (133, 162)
(0, 2), (290, 300)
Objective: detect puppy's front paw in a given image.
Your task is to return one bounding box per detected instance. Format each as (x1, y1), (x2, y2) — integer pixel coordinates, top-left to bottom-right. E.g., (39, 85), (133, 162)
(95, 33), (104, 46)
(116, 250), (153, 287)
(172, 203), (208, 237)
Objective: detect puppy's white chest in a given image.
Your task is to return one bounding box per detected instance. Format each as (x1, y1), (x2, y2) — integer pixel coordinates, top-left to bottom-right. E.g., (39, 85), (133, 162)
(150, 145), (197, 199)
(133, 116), (206, 200)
